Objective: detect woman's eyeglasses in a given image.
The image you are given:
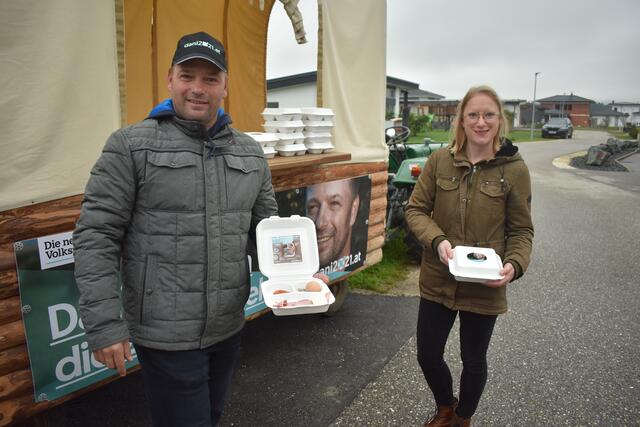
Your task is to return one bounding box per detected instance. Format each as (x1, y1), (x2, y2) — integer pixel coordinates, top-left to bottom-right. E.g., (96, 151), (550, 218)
(465, 112), (499, 123)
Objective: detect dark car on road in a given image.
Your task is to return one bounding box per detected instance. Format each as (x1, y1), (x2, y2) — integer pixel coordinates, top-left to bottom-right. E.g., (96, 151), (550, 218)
(541, 117), (573, 139)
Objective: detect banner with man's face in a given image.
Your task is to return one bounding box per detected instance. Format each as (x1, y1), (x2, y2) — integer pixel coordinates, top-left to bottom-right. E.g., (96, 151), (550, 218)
(275, 176), (372, 281)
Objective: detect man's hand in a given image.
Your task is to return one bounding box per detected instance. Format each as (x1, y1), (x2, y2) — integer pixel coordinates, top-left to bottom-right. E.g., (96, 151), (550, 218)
(437, 240), (454, 266)
(483, 262), (515, 288)
(313, 272), (330, 284)
(93, 339), (133, 377)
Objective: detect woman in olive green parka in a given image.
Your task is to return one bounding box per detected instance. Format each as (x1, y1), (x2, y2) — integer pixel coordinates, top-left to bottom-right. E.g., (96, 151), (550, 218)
(406, 86), (533, 427)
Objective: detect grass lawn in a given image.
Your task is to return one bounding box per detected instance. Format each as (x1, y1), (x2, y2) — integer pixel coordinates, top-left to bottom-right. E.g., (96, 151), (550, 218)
(571, 127), (635, 140)
(608, 130), (629, 139)
(407, 129), (543, 145)
(348, 233), (413, 293)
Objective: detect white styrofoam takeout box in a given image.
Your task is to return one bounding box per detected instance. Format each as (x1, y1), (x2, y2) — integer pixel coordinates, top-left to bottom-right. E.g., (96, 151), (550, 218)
(261, 145), (276, 158)
(303, 131), (332, 144)
(301, 107), (335, 121)
(275, 143), (306, 156)
(448, 246), (504, 283)
(305, 141), (334, 154)
(276, 132), (305, 145)
(257, 216), (335, 315)
(263, 120), (305, 134)
(304, 120), (334, 131)
(246, 132), (280, 147)
(262, 107), (303, 121)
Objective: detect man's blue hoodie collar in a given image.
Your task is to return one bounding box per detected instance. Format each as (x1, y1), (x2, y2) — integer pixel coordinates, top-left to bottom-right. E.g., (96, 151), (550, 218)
(147, 98), (231, 138)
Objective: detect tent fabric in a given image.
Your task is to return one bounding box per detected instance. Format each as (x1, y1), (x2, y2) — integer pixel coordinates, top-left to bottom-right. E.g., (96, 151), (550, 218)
(319, 0), (388, 163)
(226, 0), (276, 131)
(123, 0), (154, 125)
(0, 0), (121, 211)
(124, 0), (275, 131)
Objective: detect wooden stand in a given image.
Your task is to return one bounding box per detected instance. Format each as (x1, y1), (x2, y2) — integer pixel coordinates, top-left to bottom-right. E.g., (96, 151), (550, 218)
(0, 154), (387, 425)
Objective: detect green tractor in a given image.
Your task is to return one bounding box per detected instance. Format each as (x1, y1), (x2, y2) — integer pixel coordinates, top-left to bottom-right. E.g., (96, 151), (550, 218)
(385, 126), (447, 261)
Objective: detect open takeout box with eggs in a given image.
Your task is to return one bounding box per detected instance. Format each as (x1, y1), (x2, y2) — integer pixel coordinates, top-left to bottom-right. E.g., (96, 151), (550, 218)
(256, 216), (335, 315)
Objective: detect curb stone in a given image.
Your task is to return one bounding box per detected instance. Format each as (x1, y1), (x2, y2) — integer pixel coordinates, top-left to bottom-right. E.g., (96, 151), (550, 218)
(552, 150), (586, 169)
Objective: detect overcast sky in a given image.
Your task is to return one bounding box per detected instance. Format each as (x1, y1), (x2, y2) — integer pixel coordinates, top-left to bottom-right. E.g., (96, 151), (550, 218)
(267, 0), (640, 104)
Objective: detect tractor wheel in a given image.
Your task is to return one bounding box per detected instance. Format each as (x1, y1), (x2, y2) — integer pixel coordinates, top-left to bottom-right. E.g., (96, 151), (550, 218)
(322, 280), (348, 317)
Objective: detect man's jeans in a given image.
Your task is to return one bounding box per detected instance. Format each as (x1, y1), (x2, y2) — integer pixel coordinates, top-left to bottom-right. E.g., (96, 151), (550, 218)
(135, 332), (241, 427)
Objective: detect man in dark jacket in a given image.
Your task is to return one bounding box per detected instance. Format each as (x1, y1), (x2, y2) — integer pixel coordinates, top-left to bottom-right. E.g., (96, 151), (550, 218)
(74, 32), (278, 426)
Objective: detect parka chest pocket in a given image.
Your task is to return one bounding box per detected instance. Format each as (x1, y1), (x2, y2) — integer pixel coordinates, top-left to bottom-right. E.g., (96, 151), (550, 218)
(143, 151), (199, 210)
(480, 180), (507, 198)
(436, 176), (460, 191)
(223, 155), (261, 211)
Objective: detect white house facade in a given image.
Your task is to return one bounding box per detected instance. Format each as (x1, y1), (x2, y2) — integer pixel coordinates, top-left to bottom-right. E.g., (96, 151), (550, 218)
(608, 101), (640, 125)
(503, 99), (525, 128)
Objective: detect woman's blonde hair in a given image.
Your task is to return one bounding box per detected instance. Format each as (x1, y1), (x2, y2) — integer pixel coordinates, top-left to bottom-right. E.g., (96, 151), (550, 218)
(449, 85), (509, 153)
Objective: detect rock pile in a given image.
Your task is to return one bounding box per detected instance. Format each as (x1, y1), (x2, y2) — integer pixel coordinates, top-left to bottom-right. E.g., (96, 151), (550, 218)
(571, 138), (639, 171)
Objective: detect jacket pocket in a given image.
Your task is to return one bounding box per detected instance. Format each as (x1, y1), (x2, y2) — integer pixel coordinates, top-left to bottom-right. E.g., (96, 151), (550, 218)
(479, 180), (506, 198)
(140, 255), (157, 325)
(143, 151), (198, 210)
(478, 180), (507, 224)
(223, 155), (261, 211)
(436, 175), (460, 191)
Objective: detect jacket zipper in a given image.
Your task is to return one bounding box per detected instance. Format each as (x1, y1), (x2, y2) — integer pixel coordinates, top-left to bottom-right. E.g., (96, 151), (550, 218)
(201, 140), (210, 347)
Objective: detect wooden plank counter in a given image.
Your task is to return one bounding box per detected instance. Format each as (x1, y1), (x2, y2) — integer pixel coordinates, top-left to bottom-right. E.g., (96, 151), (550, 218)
(267, 151), (351, 172)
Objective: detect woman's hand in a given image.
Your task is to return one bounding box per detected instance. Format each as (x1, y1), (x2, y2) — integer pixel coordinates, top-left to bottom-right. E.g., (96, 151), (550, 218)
(483, 262), (515, 288)
(437, 240), (454, 266)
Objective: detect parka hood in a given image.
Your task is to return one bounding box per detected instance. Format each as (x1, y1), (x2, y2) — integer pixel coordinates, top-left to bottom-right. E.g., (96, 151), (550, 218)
(452, 138), (522, 166)
(495, 138), (519, 158)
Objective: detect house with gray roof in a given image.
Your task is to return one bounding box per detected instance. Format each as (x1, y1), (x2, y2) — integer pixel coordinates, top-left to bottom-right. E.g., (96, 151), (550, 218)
(590, 103), (625, 128)
(537, 94), (593, 127)
(266, 71), (443, 119)
(608, 101), (640, 126)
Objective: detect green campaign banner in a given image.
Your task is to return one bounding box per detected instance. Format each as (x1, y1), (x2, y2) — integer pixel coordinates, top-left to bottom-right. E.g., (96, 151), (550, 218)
(14, 231), (139, 402)
(14, 230), (268, 401)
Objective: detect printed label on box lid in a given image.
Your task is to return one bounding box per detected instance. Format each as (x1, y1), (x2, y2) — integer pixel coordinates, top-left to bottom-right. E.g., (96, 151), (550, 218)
(256, 215), (319, 279)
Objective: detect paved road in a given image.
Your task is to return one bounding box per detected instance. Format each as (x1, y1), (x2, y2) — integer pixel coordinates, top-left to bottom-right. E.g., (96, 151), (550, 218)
(33, 130), (640, 426)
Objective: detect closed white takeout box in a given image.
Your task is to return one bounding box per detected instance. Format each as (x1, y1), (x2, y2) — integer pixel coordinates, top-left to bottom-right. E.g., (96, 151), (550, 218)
(256, 216), (335, 315)
(448, 246), (504, 283)
(246, 132), (280, 147)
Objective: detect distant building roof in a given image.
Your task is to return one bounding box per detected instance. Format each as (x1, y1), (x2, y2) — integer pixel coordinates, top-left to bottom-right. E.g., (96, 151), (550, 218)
(538, 94), (593, 103)
(267, 71), (317, 90)
(386, 76), (420, 90)
(408, 87), (444, 101)
(609, 101), (640, 106)
(423, 99), (460, 105)
(503, 99), (526, 105)
(267, 72), (444, 99)
(590, 103), (624, 116)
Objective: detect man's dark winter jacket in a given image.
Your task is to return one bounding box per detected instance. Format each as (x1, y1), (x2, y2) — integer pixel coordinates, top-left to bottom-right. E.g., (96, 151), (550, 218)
(74, 105), (277, 351)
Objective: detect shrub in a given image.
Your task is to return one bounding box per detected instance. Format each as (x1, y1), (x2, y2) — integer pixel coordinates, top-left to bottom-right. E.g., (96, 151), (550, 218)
(408, 113), (432, 136)
(630, 126), (638, 139)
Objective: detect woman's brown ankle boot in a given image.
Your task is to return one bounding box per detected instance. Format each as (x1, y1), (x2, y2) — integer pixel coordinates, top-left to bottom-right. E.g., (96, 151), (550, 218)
(423, 397), (458, 427)
(450, 411), (471, 427)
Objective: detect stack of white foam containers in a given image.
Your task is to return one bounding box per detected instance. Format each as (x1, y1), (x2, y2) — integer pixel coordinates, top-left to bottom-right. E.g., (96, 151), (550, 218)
(245, 132), (279, 158)
(261, 108), (306, 156)
(301, 107), (335, 154)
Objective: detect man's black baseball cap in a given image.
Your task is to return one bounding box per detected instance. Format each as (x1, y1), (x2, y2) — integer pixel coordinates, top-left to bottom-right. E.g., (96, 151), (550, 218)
(171, 31), (227, 72)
